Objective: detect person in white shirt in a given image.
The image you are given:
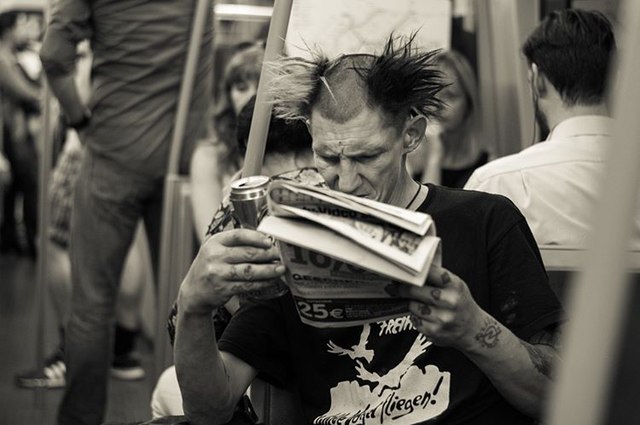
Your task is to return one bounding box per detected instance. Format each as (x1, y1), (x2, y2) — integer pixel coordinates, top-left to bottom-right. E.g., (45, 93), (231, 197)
(465, 9), (632, 248)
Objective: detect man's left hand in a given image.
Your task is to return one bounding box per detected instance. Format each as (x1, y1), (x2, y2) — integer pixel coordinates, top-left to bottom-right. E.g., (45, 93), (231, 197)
(393, 264), (486, 352)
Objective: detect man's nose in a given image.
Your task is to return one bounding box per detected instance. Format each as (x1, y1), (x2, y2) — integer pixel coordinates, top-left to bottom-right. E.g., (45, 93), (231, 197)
(336, 160), (360, 194)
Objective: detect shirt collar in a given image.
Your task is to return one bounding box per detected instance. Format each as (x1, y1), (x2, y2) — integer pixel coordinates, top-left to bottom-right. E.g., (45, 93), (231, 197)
(546, 115), (613, 141)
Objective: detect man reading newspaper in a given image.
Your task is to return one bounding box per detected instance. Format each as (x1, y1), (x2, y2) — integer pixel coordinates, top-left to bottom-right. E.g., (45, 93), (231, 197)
(175, 35), (563, 425)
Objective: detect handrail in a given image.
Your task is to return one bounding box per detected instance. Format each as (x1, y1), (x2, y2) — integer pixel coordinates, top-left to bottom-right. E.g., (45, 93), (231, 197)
(0, 0), (45, 13)
(539, 245), (640, 272)
(241, 0), (294, 177)
(214, 4), (272, 22)
(155, 0), (211, 379)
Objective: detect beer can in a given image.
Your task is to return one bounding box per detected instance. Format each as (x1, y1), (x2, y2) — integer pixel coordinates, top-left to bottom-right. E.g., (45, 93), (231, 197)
(229, 175), (288, 300)
(229, 175), (271, 230)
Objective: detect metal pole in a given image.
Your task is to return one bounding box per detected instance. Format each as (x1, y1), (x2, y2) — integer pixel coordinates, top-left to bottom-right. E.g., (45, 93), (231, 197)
(167, 0), (211, 176)
(34, 0), (53, 410)
(155, 0), (210, 379)
(545, 1), (640, 424)
(241, 0), (294, 177)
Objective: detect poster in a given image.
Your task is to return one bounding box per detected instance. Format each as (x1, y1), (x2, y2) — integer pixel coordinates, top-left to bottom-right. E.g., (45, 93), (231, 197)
(286, 0), (451, 59)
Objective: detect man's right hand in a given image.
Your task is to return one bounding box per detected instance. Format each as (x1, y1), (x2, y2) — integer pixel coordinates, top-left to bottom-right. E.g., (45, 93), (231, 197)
(177, 229), (286, 315)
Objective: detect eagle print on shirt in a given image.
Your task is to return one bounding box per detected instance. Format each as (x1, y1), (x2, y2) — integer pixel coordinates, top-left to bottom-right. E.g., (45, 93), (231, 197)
(315, 317), (451, 425)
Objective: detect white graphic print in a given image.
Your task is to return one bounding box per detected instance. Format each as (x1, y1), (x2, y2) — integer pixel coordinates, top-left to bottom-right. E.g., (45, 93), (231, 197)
(327, 323), (375, 363)
(316, 319), (451, 424)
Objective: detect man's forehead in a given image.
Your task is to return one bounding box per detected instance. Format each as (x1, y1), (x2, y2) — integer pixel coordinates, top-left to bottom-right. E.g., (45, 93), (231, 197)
(310, 108), (395, 153)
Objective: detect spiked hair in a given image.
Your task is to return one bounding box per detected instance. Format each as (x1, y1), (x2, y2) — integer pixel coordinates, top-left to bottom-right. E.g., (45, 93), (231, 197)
(268, 33), (447, 129)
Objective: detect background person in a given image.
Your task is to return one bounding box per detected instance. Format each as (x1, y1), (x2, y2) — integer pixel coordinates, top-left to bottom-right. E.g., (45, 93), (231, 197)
(408, 50), (487, 188)
(0, 10), (40, 258)
(191, 41), (264, 240)
(15, 129), (148, 388)
(16, 40), (148, 388)
(39, 0), (213, 423)
(464, 10), (626, 248)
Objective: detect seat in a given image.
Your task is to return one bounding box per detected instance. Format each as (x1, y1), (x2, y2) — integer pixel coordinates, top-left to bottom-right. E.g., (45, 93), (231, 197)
(249, 379), (303, 425)
(538, 245), (640, 302)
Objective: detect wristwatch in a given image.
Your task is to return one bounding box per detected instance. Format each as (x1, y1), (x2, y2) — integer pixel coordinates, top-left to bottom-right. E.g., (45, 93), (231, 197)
(67, 110), (91, 130)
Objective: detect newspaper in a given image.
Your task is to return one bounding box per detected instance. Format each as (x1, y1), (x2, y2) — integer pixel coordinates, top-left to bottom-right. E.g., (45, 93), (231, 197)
(257, 181), (441, 328)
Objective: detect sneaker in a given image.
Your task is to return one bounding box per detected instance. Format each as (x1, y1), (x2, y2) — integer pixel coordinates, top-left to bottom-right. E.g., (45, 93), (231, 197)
(110, 353), (145, 381)
(15, 353), (66, 389)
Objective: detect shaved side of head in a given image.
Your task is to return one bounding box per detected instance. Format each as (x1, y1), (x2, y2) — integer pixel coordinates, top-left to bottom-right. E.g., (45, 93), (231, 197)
(314, 56), (373, 124)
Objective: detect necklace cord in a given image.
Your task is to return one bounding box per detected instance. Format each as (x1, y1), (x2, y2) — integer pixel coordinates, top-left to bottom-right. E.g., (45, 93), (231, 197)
(405, 181), (422, 209)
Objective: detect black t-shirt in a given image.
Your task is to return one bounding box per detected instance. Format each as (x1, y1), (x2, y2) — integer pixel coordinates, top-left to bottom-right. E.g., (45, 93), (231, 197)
(219, 184), (564, 424)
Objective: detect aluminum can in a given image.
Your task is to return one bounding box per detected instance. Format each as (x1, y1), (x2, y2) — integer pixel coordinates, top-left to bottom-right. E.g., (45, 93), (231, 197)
(229, 175), (271, 229)
(229, 175), (288, 300)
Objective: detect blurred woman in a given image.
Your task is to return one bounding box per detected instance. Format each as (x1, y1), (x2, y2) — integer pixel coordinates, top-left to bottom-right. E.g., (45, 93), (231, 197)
(190, 42), (265, 240)
(407, 50), (487, 188)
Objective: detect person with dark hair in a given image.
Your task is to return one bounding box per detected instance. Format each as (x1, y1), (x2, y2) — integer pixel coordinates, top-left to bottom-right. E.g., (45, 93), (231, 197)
(38, 0), (213, 423)
(191, 42), (265, 240)
(465, 9), (626, 247)
(0, 9), (40, 257)
(174, 34), (563, 425)
(150, 95), (320, 418)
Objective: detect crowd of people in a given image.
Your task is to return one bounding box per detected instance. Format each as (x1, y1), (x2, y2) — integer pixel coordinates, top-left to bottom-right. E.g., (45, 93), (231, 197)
(0, 2), (628, 425)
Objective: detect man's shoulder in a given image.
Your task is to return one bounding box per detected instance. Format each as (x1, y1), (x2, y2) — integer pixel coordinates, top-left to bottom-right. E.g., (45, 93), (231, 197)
(424, 184), (524, 225)
(467, 146), (546, 185)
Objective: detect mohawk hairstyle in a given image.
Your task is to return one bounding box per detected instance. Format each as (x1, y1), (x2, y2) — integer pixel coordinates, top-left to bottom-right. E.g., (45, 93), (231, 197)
(268, 33), (447, 128)
(354, 33), (446, 120)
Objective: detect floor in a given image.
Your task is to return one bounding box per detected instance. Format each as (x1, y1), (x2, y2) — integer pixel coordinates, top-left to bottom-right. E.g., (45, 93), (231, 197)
(0, 254), (155, 425)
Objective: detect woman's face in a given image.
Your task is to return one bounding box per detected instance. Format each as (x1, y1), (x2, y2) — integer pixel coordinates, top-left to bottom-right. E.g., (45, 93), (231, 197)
(230, 79), (258, 116)
(438, 64), (469, 131)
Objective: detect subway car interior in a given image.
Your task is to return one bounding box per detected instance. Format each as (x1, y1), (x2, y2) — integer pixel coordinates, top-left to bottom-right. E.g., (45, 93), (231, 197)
(0, 0), (638, 424)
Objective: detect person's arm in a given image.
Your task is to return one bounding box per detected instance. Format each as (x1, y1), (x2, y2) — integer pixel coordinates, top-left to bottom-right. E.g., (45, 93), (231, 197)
(39, 0), (92, 124)
(174, 312), (257, 424)
(190, 142), (228, 242)
(174, 229), (286, 425)
(393, 264), (559, 419)
(0, 52), (40, 110)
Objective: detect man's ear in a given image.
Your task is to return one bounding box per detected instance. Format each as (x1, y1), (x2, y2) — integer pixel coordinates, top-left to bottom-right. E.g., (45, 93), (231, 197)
(530, 63), (547, 98)
(403, 114), (427, 153)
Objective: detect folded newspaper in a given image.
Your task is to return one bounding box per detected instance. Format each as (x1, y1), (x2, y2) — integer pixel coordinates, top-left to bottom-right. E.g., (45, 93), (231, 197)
(256, 181), (441, 328)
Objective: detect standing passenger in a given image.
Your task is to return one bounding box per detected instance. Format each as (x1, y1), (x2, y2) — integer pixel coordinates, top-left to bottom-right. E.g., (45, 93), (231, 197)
(39, 1), (213, 424)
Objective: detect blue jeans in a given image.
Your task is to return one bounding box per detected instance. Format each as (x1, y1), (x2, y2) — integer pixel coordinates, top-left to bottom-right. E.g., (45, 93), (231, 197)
(58, 151), (163, 425)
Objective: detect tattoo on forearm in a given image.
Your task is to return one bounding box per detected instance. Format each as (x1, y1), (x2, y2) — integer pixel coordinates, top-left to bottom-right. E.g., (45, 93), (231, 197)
(523, 343), (554, 378)
(475, 318), (502, 348)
